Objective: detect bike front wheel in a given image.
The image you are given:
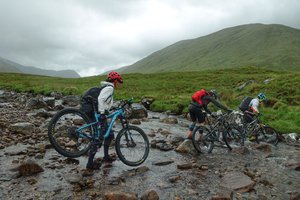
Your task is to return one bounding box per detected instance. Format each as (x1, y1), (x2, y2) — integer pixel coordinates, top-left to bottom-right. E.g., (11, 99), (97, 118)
(115, 126), (149, 166)
(192, 126), (214, 153)
(256, 126), (279, 145)
(223, 125), (245, 150)
(48, 108), (93, 158)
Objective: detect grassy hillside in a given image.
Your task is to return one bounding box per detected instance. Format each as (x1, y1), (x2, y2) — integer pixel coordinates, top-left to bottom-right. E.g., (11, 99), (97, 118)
(120, 24), (300, 73)
(0, 67), (299, 133)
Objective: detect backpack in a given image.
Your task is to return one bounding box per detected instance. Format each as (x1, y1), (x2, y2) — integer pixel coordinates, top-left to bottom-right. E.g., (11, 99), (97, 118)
(192, 89), (208, 106)
(239, 96), (253, 112)
(81, 85), (111, 108)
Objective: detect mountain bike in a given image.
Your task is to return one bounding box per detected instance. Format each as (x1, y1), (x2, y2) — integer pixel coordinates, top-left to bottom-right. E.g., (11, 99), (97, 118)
(48, 97), (149, 166)
(192, 111), (242, 153)
(223, 111), (279, 150)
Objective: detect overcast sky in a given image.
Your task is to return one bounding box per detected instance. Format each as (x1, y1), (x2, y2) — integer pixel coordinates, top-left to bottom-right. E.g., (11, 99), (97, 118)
(0, 0), (299, 77)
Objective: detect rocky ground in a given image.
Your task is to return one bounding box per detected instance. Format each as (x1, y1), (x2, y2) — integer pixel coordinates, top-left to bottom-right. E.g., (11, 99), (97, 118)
(0, 90), (299, 200)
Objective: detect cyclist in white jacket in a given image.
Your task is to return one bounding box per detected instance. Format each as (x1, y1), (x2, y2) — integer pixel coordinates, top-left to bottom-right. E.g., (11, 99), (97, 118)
(244, 93), (267, 123)
(83, 71), (123, 170)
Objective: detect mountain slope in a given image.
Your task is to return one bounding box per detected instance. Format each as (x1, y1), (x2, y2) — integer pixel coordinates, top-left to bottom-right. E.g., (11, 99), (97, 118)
(0, 57), (80, 78)
(0, 58), (23, 73)
(120, 23), (300, 73)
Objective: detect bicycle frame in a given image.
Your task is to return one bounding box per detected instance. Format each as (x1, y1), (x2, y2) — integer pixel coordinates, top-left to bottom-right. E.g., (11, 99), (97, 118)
(75, 107), (126, 141)
(206, 112), (232, 137)
(241, 115), (261, 137)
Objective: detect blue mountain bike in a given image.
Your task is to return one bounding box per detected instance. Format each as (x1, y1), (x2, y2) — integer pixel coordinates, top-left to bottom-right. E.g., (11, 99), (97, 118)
(48, 98), (149, 166)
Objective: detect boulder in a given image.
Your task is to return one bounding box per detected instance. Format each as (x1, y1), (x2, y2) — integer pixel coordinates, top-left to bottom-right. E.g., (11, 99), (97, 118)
(9, 122), (35, 135)
(129, 104), (148, 119)
(26, 97), (48, 109)
(140, 189), (159, 200)
(175, 139), (194, 153)
(62, 95), (81, 107)
(221, 171), (255, 193)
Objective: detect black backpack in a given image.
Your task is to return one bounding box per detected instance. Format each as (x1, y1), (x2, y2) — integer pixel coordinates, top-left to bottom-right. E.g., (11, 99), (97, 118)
(239, 96), (253, 112)
(80, 85), (111, 109)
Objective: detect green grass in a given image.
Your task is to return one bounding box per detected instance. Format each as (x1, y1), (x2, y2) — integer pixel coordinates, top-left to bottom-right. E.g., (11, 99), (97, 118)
(0, 66), (299, 133)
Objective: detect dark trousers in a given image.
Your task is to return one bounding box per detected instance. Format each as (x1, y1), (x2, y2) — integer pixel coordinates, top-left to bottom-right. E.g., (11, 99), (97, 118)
(81, 103), (114, 167)
(188, 103), (206, 123)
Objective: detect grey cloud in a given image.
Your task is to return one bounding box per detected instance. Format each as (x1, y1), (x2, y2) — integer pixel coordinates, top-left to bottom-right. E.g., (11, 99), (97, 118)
(0, 0), (299, 77)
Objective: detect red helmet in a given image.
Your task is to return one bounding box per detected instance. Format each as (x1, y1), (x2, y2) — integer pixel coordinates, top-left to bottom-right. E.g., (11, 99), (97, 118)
(107, 71), (123, 86)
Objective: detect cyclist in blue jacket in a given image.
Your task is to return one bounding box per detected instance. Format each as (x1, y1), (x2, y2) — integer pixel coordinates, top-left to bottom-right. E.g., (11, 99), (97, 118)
(81, 71), (123, 170)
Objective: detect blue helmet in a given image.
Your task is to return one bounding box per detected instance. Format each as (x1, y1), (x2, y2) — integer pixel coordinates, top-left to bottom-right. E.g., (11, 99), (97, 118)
(258, 92), (267, 101)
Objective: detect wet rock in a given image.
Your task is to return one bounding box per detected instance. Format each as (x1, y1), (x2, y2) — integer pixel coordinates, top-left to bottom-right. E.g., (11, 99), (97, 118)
(129, 104), (148, 119)
(64, 173), (83, 184)
(199, 164), (209, 170)
(27, 178), (38, 185)
(141, 97), (155, 110)
(169, 136), (184, 146)
(175, 139), (194, 153)
(232, 146), (250, 155)
(129, 119), (141, 125)
(156, 143), (174, 151)
(107, 176), (123, 185)
(153, 160), (174, 166)
(252, 143), (272, 153)
(122, 166), (150, 177)
(43, 97), (55, 107)
(159, 129), (172, 136)
(31, 108), (53, 118)
(36, 143), (46, 153)
(64, 158), (80, 165)
(147, 132), (156, 137)
(9, 122), (35, 135)
(284, 133), (300, 143)
(26, 97), (48, 109)
(10, 160), (44, 178)
(150, 139), (166, 148)
(104, 191), (138, 200)
(4, 148), (28, 156)
(211, 189), (233, 200)
(177, 163), (193, 170)
(50, 91), (63, 99)
(286, 160), (300, 171)
(62, 95), (80, 107)
(290, 192), (300, 200)
(168, 175), (181, 183)
(141, 189), (159, 200)
(258, 178), (274, 187)
(221, 171), (255, 193)
(160, 117), (178, 124)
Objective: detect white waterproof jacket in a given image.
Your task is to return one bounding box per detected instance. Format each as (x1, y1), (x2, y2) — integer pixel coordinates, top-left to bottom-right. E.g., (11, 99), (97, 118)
(98, 81), (114, 114)
(249, 98), (259, 113)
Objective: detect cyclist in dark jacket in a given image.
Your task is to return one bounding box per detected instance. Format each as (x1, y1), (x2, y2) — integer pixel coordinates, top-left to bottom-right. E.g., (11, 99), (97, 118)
(187, 89), (232, 139)
(81, 71), (123, 170)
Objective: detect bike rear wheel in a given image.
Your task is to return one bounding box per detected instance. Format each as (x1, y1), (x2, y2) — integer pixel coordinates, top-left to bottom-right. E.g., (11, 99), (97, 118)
(115, 126), (149, 166)
(256, 126), (279, 145)
(48, 108), (93, 158)
(223, 125), (244, 150)
(192, 126), (214, 153)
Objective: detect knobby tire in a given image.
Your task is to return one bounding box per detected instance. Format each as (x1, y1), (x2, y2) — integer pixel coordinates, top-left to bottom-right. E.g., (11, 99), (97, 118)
(48, 108), (93, 158)
(115, 125), (149, 166)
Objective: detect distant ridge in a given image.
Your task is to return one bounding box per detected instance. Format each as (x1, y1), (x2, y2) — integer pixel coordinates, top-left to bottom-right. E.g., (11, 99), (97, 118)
(119, 23), (300, 73)
(0, 57), (80, 78)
